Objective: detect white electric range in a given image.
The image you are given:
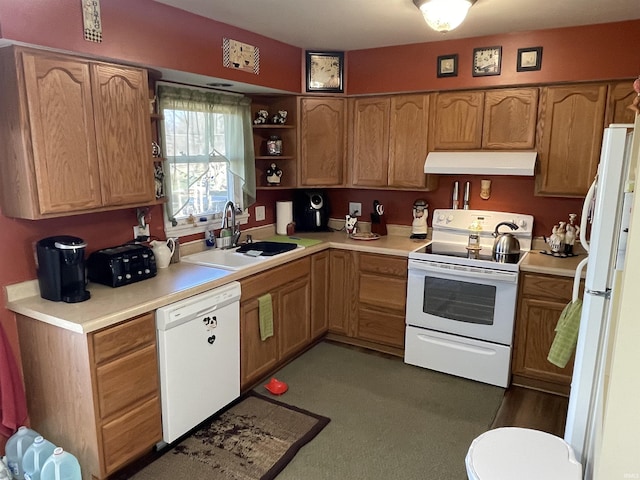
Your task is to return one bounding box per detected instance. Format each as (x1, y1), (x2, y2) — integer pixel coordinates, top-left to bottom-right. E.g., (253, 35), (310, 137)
(404, 209), (534, 388)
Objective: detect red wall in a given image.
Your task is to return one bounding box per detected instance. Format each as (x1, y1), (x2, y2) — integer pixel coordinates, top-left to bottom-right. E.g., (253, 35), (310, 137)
(347, 21), (640, 94)
(0, 0), (638, 447)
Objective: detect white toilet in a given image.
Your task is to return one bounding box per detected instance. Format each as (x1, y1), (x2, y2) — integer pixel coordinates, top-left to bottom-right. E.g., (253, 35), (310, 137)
(465, 427), (582, 480)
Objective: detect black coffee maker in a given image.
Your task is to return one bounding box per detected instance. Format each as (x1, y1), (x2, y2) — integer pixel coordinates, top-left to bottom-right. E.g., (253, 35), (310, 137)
(293, 190), (330, 232)
(36, 236), (91, 303)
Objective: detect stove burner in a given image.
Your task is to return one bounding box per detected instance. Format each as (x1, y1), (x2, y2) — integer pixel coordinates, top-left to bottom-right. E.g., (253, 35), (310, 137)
(416, 242), (524, 264)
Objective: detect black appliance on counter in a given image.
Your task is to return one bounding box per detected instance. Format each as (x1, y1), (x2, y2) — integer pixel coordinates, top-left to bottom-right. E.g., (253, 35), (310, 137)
(87, 244), (156, 288)
(293, 190), (330, 232)
(36, 236), (91, 303)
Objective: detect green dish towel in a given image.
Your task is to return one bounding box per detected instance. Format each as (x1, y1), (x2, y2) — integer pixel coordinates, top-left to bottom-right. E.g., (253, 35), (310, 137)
(547, 299), (583, 368)
(264, 235), (323, 247)
(258, 293), (273, 341)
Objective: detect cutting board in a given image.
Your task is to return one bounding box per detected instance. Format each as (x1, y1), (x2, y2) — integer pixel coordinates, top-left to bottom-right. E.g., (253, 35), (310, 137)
(264, 235), (323, 247)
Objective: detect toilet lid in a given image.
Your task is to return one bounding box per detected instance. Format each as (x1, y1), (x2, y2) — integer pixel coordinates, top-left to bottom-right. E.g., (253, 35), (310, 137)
(466, 427), (582, 480)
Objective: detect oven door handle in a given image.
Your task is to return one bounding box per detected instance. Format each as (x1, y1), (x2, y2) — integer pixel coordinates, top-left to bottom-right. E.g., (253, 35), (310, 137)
(416, 334), (498, 355)
(408, 259), (518, 284)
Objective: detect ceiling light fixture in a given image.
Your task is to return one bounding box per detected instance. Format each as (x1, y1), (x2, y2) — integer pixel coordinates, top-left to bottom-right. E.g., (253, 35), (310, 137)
(413, 0), (476, 33)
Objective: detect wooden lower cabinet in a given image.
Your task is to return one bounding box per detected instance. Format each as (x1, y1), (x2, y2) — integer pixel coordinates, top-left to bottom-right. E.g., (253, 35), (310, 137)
(512, 272), (582, 395)
(310, 251), (330, 339)
(17, 312), (162, 479)
(327, 250), (407, 354)
(239, 257), (311, 390)
(356, 253), (407, 349)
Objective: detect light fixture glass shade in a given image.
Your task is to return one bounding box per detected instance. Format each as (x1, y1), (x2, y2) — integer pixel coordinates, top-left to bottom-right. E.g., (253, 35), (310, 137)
(417, 0), (473, 33)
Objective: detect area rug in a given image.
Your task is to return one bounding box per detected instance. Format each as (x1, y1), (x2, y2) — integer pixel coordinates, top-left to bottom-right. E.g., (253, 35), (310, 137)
(130, 392), (330, 480)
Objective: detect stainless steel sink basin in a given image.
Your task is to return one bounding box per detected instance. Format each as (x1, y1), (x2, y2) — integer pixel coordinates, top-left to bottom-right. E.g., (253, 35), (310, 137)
(181, 243), (303, 271)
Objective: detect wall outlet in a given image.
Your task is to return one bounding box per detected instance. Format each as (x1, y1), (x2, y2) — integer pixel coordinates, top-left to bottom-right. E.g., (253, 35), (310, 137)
(255, 205), (266, 222)
(349, 202), (362, 217)
(134, 224), (150, 239)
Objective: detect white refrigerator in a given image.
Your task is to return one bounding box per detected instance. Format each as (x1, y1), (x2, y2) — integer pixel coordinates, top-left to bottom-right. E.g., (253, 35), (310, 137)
(564, 123), (637, 478)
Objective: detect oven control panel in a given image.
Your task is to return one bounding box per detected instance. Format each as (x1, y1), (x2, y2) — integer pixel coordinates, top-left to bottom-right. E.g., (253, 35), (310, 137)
(432, 209), (534, 234)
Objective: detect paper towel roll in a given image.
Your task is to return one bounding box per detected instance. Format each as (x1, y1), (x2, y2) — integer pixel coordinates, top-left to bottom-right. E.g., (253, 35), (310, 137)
(276, 201), (293, 235)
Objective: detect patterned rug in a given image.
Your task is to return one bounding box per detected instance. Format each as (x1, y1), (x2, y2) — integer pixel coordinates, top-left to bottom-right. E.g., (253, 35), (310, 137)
(130, 392), (330, 480)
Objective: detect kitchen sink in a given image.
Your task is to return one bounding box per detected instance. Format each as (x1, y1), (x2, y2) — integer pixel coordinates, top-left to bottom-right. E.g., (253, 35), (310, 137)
(181, 242), (302, 271)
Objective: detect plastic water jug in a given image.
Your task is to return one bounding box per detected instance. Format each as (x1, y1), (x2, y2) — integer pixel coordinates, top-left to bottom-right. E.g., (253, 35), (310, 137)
(23, 436), (56, 480)
(40, 448), (81, 480)
(5, 426), (39, 479)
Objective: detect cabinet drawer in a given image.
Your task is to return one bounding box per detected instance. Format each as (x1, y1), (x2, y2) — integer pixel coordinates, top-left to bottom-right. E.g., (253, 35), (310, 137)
(101, 395), (162, 474)
(359, 253), (407, 277)
(92, 312), (155, 364)
(520, 273), (573, 302)
(241, 257), (310, 300)
(359, 274), (406, 312)
(357, 307), (405, 348)
(95, 343), (159, 419)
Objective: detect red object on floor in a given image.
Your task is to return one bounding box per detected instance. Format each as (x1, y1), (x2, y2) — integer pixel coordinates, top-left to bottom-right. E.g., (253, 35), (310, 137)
(0, 324), (28, 438)
(264, 378), (288, 395)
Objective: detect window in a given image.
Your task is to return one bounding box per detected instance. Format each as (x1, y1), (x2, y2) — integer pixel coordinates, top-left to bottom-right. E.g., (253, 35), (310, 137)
(158, 84), (256, 236)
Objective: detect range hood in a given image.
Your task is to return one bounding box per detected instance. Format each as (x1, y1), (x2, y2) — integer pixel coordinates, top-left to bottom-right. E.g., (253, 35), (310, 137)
(424, 151), (537, 176)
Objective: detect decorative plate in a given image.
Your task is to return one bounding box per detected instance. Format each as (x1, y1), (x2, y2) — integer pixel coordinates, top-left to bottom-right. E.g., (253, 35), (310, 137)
(349, 232), (381, 241)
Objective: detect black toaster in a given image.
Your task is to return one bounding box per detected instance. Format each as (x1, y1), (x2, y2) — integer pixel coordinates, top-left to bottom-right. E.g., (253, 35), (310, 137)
(87, 244), (157, 287)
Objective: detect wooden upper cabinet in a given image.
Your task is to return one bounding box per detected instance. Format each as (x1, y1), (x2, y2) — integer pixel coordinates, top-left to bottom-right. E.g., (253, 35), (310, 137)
(91, 63), (154, 206)
(536, 84), (608, 197)
(483, 88), (538, 149)
(606, 80), (637, 125)
(299, 97), (346, 186)
(18, 51), (103, 215)
(0, 47), (154, 219)
(388, 94), (431, 188)
(351, 97), (390, 187)
(431, 91), (484, 150)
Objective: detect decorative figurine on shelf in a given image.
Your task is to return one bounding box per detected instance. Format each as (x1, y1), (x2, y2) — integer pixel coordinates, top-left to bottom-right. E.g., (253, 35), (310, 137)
(266, 135), (283, 155)
(564, 213), (580, 254)
(266, 162), (283, 185)
(271, 110), (288, 124)
(253, 109), (269, 124)
(345, 214), (358, 235)
(154, 163), (165, 199)
(151, 141), (161, 158)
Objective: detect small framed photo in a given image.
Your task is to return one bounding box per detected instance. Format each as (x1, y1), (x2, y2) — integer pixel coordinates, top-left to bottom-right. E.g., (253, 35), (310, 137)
(437, 54), (458, 78)
(306, 51), (344, 93)
(517, 47), (543, 72)
(473, 46), (502, 77)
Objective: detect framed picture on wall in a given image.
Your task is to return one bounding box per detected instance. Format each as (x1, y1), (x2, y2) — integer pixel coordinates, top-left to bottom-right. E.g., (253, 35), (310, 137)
(517, 47), (543, 72)
(473, 46), (502, 77)
(437, 54), (458, 78)
(306, 51), (344, 93)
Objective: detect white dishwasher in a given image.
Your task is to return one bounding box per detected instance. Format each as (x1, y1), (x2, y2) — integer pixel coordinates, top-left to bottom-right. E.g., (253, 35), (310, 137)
(156, 281), (241, 444)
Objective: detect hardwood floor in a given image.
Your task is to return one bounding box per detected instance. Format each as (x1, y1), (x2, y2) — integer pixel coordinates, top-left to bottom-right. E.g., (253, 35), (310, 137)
(492, 385), (569, 437)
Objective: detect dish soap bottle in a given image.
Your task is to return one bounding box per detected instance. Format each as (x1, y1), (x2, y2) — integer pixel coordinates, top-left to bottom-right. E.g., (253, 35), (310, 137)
(467, 220), (482, 250)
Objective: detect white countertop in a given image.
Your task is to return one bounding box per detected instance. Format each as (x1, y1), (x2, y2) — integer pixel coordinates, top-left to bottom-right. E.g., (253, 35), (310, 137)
(6, 231), (429, 334)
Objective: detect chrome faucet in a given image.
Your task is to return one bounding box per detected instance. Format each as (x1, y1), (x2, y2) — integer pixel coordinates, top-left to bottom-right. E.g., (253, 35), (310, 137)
(221, 201), (241, 247)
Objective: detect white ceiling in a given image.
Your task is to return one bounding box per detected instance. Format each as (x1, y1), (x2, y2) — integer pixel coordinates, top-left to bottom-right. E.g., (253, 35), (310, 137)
(154, 0), (640, 51)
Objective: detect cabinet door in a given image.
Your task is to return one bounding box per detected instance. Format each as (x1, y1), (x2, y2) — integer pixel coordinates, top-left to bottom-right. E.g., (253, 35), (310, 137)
(606, 80), (637, 125)
(351, 97), (390, 187)
(483, 88), (538, 149)
(278, 276), (311, 359)
(536, 84), (607, 197)
(431, 91), (484, 150)
(388, 94), (431, 188)
(328, 250), (357, 335)
(240, 297), (278, 390)
(310, 251), (329, 339)
(91, 63), (154, 206)
(512, 296), (575, 386)
(299, 97), (346, 186)
(21, 51), (103, 214)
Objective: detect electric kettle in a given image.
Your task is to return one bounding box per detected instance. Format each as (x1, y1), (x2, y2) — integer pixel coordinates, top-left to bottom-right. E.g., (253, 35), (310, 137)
(150, 238), (175, 268)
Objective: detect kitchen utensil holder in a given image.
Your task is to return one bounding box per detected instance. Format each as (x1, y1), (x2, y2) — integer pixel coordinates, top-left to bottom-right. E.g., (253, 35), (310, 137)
(217, 235), (233, 249)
